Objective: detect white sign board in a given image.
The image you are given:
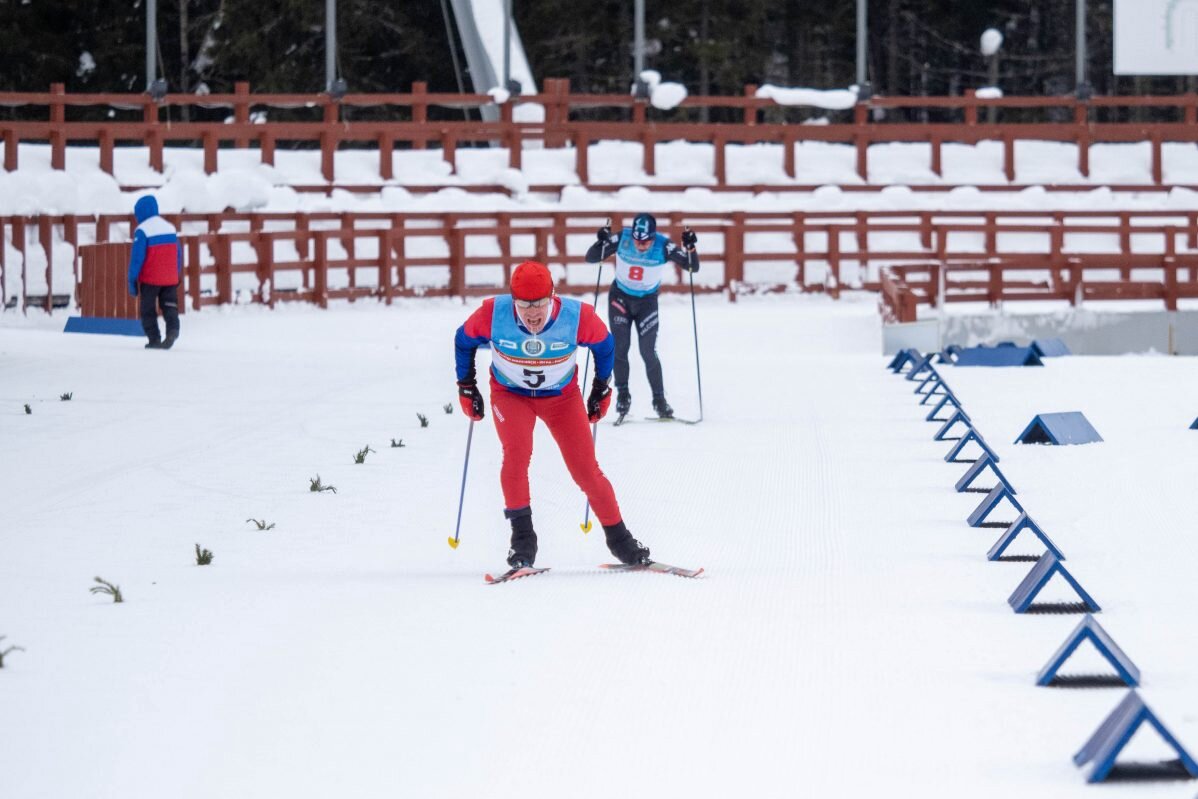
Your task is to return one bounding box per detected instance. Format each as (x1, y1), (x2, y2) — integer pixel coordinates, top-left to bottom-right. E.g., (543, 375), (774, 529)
(1115, 0), (1198, 74)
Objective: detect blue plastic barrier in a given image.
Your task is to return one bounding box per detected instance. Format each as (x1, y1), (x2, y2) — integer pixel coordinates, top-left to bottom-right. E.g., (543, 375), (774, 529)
(1015, 412), (1103, 445)
(987, 512), (1065, 561)
(954, 346), (1044, 367)
(937, 345), (962, 364)
(913, 371), (941, 394)
(1038, 615), (1138, 687)
(1074, 691), (1198, 783)
(1032, 338), (1072, 357)
(63, 317), (144, 336)
(1008, 552), (1100, 613)
(945, 428), (1001, 464)
(1190, 417), (1198, 430)
(918, 380), (951, 404)
(887, 349), (920, 372)
(956, 453), (1016, 495)
(934, 408), (972, 441)
(925, 393), (963, 420)
(904, 354), (936, 380)
(967, 484), (1024, 527)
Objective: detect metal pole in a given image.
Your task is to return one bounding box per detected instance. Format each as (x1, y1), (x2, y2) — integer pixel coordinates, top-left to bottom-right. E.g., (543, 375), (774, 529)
(856, 0), (867, 88)
(146, 0), (157, 90)
(503, 0), (512, 86)
(1076, 0), (1087, 91)
(326, 0), (336, 91)
(634, 0), (645, 78)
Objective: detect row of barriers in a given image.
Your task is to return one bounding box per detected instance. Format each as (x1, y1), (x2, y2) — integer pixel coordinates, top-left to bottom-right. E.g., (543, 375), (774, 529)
(6, 209), (1198, 315)
(6, 82), (1198, 185)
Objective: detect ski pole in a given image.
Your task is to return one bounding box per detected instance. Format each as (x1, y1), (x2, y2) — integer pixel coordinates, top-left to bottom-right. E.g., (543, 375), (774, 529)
(580, 420), (599, 533)
(579, 217), (609, 534)
(687, 235), (704, 424)
(447, 420), (475, 549)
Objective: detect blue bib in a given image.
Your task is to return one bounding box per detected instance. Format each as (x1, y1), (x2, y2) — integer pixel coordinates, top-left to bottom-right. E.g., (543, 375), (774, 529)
(614, 231), (670, 296)
(490, 296), (582, 394)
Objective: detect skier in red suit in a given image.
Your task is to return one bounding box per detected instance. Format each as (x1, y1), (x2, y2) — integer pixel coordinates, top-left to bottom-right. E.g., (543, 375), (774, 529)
(454, 261), (651, 569)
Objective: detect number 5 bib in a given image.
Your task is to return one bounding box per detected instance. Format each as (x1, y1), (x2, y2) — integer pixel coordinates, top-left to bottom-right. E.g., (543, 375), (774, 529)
(489, 295), (581, 393)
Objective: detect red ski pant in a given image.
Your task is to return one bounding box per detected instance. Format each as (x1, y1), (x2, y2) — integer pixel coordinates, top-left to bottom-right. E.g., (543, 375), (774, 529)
(490, 379), (622, 526)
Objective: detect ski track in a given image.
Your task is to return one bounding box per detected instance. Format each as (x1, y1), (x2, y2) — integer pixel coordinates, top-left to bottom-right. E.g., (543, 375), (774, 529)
(2, 294), (1197, 798)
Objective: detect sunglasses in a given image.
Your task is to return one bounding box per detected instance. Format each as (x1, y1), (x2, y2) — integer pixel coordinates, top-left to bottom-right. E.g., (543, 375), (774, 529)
(514, 296), (552, 309)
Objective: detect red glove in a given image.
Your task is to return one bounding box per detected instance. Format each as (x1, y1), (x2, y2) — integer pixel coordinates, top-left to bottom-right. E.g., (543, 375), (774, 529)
(586, 377), (612, 422)
(457, 378), (484, 421)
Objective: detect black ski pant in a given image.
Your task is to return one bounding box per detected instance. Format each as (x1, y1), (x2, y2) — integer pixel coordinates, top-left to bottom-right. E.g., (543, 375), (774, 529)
(139, 283), (180, 343)
(608, 285), (665, 400)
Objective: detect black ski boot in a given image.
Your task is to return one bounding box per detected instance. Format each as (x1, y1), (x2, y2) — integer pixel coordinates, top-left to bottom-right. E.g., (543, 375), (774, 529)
(505, 507), (538, 568)
(604, 520), (651, 565)
(616, 389), (631, 417)
(652, 396), (674, 419)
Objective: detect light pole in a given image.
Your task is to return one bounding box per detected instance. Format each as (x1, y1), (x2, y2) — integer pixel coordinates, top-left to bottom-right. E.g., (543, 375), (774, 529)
(1076, 0), (1091, 99)
(856, 0), (871, 99)
(981, 28), (1003, 123)
(326, 0), (347, 97)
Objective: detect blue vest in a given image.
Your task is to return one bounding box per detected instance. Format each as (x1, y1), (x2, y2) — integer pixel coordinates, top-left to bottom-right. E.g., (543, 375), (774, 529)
(489, 296), (582, 395)
(614, 231), (670, 296)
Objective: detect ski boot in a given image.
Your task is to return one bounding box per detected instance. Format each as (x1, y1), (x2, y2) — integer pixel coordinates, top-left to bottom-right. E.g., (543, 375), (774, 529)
(616, 389), (631, 417)
(604, 521), (651, 566)
(652, 396), (675, 419)
(505, 507), (538, 568)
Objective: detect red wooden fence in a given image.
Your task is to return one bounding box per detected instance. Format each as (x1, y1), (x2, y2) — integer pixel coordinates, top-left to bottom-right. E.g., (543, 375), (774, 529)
(4, 82), (1198, 185)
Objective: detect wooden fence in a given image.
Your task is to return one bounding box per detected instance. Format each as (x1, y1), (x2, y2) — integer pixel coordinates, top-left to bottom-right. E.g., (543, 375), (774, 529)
(4, 82), (1198, 185)
(8, 209), (1194, 318)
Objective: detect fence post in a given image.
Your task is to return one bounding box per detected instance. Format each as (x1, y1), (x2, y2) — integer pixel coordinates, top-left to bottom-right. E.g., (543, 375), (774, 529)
(234, 82), (251, 147)
(378, 133), (393, 180)
(930, 134), (942, 177)
(1002, 132), (1015, 182)
(448, 221), (465, 297)
(440, 131), (457, 175)
(187, 237), (201, 310)
(743, 84), (758, 126)
(854, 101), (868, 181)
(727, 212), (746, 289)
(713, 131), (726, 186)
(321, 99), (338, 182)
(411, 82), (428, 150)
(3, 129), (17, 171)
(1151, 131), (1163, 185)
(50, 83), (65, 171)
(574, 130), (589, 183)
(642, 128), (656, 176)
(203, 131), (217, 174)
(144, 96), (163, 173)
(783, 129), (796, 178)
(964, 89), (978, 125)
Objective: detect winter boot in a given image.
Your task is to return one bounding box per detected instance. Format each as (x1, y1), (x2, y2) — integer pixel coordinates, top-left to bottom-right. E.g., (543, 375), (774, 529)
(162, 331), (179, 350)
(144, 339), (163, 349)
(616, 389), (632, 417)
(505, 507), (538, 568)
(652, 396), (674, 419)
(603, 520), (651, 565)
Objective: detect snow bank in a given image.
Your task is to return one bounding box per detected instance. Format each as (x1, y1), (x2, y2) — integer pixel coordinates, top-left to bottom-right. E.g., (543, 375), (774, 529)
(755, 84), (859, 110)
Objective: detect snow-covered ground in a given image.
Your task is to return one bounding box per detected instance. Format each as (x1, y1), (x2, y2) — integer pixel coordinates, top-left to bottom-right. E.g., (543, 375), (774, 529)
(2, 293), (1196, 797)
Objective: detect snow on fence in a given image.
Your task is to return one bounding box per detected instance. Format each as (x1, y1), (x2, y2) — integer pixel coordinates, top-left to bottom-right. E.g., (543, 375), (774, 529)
(4, 82), (1198, 186)
(7, 209), (1198, 315)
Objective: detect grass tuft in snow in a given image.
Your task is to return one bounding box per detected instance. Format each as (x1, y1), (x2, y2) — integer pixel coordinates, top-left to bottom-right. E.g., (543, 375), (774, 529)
(0, 636), (25, 669)
(90, 576), (123, 604)
(390, 438), (405, 448)
(308, 475), (337, 494)
(245, 518), (276, 531)
(194, 544), (214, 566)
(24, 404), (31, 415)
(417, 413), (429, 428)
(60, 392), (73, 401)
(443, 403), (452, 415)
(353, 445), (375, 464)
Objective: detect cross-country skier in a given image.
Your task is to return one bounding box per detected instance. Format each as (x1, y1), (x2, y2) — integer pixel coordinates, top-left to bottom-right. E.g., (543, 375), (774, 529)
(584, 212), (698, 422)
(454, 260), (652, 570)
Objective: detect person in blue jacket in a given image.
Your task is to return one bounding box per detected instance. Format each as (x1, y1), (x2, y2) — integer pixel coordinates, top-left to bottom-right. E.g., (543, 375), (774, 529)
(126, 195), (182, 349)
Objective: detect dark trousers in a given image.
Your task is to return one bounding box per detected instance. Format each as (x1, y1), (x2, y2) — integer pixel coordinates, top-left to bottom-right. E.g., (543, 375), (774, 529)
(608, 285), (664, 399)
(139, 283), (180, 342)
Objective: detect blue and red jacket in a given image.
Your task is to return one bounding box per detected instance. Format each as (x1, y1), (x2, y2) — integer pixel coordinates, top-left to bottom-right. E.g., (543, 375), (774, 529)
(455, 296), (615, 397)
(127, 195), (181, 295)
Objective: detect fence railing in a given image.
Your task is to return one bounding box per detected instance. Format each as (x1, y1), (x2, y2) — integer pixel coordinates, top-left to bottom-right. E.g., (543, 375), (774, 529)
(10, 209), (1194, 318)
(4, 82), (1198, 185)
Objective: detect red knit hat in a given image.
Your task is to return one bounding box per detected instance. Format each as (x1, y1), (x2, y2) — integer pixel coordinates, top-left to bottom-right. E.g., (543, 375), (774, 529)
(510, 261), (554, 300)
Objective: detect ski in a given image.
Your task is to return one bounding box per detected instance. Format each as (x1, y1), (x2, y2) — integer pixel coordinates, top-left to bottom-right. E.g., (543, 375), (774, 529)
(600, 561), (705, 578)
(613, 413), (629, 426)
(484, 566), (550, 584)
(641, 416), (700, 425)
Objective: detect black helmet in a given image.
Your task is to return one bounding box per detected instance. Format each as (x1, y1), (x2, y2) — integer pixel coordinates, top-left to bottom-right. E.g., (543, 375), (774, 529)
(631, 213), (657, 242)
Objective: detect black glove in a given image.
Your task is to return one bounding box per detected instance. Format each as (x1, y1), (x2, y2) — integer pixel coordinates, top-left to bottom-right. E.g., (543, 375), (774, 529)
(457, 378), (485, 421)
(681, 228), (698, 250)
(596, 225), (613, 246)
(586, 377), (612, 422)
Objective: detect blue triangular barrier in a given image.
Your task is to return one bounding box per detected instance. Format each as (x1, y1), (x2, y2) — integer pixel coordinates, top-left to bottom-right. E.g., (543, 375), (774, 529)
(887, 348), (919, 372)
(954, 346), (1044, 367)
(63, 317), (145, 336)
(1037, 615), (1138, 687)
(987, 512), (1064, 561)
(937, 345), (962, 364)
(945, 428), (1000, 464)
(1032, 337), (1071, 357)
(967, 483), (1024, 527)
(956, 453), (1016, 495)
(1008, 552), (1100, 613)
(904, 354), (935, 380)
(934, 408), (972, 441)
(926, 393), (964, 422)
(918, 380), (951, 404)
(913, 371), (941, 395)
(1074, 691), (1198, 783)
(1015, 412), (1103, 445)
(1190, 417), (1198, 430)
